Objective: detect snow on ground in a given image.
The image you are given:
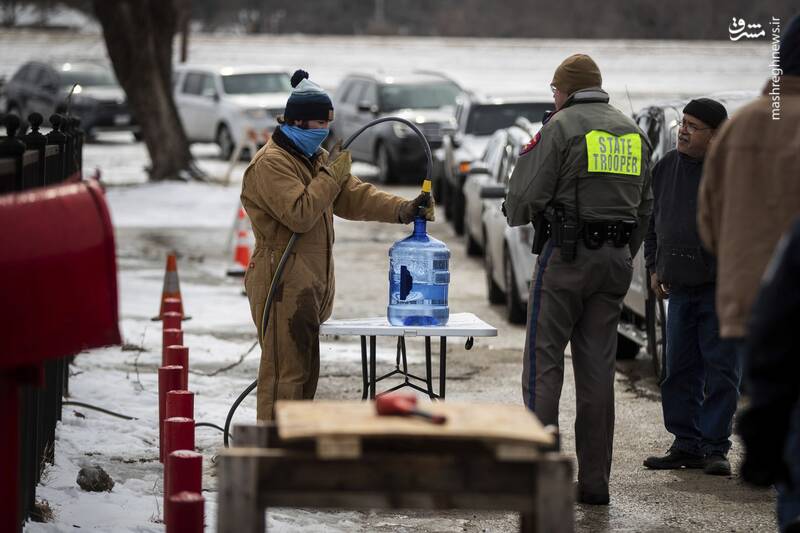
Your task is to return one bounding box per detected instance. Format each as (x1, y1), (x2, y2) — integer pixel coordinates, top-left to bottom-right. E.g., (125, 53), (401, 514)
(12, 28), (776, 532)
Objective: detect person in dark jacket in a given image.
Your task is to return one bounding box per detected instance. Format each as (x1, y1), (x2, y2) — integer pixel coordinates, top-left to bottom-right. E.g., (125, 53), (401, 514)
(739, 218), (800, 533)
(642, 98), (740, 476)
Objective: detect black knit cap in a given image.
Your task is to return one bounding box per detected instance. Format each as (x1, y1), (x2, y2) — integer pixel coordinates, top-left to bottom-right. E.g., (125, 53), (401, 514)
(683, 98), (727, 129)
(780, 14), (800, 76)
(281, 69), (334, 123)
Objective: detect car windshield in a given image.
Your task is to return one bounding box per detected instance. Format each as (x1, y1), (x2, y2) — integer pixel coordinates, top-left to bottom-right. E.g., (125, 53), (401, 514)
(221, 73), (291, 94)
(59, 68), (118, 88)
(379, 82), (461, 111)
(466, 103), (553, 136)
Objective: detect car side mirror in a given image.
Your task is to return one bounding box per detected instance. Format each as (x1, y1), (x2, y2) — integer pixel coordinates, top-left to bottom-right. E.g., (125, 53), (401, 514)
(357, 101), (379, 115)
(202, 88), (219, 102)
(480, 184), (506, 199)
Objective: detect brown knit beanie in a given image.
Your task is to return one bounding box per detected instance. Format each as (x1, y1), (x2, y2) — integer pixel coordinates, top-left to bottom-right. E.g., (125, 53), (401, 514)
(551, 54), (602, 96)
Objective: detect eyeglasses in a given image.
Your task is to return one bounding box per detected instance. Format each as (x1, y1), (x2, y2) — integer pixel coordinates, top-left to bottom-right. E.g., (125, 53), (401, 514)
(677, 120), (711, 134)
(550, 84), (558, 95)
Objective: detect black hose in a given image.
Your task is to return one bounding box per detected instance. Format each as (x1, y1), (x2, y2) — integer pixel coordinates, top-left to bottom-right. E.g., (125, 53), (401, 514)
(222, 117), (433, 447)
(195, 421), (233, 442)
(63, 400), (138, 420)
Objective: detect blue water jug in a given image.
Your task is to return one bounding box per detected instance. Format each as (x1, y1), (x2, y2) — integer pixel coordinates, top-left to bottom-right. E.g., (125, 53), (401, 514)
(388, 217), (450, 326)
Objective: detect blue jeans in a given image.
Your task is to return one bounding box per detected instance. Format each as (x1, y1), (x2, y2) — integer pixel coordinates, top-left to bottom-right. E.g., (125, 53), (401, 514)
(661, 285), (742, 456)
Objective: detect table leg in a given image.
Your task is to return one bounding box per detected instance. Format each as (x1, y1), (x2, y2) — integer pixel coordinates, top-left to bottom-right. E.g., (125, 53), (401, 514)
(369, 336), (377, 399)
(439, 337), (447, 399)
(424, 337), (434, 398)
(400, 337), (409, 384)
(360, 336), (368, 400)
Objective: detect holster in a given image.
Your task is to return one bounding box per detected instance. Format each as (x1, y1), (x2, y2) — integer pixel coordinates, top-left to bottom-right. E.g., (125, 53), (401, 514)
(531, 215), (550, 255)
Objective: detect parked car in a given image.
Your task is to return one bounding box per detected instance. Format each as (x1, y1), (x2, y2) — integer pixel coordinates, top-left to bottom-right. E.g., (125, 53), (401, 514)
(173, 65), (292, 159)
(618, 91), (759, 378)
(4, 61), (138, 138)
(331, 71), (463, 183)
(474, 119), (540, 325)
(440, 94), (552, 236)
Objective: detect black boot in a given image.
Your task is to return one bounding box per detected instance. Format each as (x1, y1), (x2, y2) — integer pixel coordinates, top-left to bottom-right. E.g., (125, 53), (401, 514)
(644, 448), (705, 470)
(703, 454), (731, 476)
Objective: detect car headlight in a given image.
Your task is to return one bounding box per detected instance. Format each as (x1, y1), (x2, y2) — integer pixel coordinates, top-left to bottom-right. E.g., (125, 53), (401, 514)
(243, 108), (267, 119)
(392, 123), (412, 138)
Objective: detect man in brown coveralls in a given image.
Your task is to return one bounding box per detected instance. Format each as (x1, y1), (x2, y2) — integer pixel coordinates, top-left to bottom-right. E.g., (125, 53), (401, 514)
(241, 69), (433, 420)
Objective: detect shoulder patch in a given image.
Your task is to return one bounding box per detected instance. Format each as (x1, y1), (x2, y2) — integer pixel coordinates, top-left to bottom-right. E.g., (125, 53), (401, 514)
(520, 131), (541, 156)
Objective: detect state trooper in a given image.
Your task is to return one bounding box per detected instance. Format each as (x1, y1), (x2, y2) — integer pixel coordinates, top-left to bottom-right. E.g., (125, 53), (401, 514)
(504, 54), (653, 505)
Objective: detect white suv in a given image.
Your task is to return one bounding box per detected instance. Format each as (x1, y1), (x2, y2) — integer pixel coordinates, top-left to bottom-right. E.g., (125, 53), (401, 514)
(173, 65), (291, 159)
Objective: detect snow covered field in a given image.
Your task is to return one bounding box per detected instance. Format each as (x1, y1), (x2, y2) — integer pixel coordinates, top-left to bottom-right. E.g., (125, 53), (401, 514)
(6, 29), (777, 532)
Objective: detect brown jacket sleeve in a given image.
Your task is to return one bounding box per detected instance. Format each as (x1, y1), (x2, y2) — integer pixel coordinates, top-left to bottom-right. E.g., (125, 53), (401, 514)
(245, 154), (341, 234)
(333, 174), (404, 223)
(698, 131), (725, 254)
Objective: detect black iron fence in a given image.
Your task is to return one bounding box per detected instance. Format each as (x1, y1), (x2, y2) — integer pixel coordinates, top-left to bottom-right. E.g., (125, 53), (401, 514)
(0, 112), (84, 193)
(1, 111), (84, 528)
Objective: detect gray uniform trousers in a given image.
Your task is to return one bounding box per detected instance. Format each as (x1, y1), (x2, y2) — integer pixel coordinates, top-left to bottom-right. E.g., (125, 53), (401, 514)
(522, 239), (634, 496)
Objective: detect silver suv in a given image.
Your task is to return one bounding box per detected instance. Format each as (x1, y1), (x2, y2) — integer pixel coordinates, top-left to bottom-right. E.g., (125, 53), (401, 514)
(331, 72), (462, 183)
(173, 65), (292, 159)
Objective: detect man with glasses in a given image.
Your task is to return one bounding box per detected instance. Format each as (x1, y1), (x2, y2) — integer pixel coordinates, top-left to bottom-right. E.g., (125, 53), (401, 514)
(642, 98), (738, 475)
(504, 54), (653, 505)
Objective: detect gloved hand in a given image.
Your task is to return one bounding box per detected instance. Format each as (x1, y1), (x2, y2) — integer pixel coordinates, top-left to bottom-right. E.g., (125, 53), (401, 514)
(399, 192), (435, 224)
(326, 141), (351, 186)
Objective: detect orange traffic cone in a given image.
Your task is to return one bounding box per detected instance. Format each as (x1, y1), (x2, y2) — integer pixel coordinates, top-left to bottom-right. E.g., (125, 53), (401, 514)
(226, 206), (251, 278)
(153, 253), (189, 320)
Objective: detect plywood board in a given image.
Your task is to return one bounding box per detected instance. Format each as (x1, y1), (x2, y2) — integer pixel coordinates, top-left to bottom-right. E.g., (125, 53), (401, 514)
(276, 400), (554, 447)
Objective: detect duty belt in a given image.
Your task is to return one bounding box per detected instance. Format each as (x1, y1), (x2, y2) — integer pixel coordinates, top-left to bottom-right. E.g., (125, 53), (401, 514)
(581, 220), (637, 249)
(545, 219), (636, 249)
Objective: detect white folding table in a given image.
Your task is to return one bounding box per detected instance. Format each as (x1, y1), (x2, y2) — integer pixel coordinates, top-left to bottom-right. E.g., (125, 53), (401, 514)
(320, 312), (497, 400)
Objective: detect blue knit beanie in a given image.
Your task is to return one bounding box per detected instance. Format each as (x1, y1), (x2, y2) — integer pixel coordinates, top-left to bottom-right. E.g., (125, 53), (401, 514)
(281, 70), (334, 123)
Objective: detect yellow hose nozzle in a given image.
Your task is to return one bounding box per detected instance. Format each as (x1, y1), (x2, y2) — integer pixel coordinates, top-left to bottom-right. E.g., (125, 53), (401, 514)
(421, 179), (432, 194)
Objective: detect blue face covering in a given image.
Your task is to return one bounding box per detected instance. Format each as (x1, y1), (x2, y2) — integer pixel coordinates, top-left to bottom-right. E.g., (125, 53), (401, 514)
(281, 125), (329, 158)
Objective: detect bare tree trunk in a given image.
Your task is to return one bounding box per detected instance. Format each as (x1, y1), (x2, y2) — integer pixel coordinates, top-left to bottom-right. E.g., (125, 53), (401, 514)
(93, 0), (199, 181)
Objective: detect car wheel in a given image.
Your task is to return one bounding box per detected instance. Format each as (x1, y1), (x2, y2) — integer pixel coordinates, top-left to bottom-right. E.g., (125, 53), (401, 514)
(376, 143), (393, 184)
(216, 124), (235, 160)
(616, 334), (640, 359)
(484, 233), (504, 305)
(504, 245), (527, 324)
(451, 186), (465, 236)
(646, 289), (667, 382)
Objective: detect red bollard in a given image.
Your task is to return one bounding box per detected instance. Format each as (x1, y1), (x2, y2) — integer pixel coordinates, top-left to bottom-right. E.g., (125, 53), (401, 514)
(165, 450), (202, 527)
(164, 416), (195, 457)
(167, 491), (204, 533)
(158, 366), (184, 462)
(162, 329), (183, 365)
(163, 297), (183, 317)
(162, 311), (182, 330)
(166, 390), (194, 420)
(165, 345), (189, 389)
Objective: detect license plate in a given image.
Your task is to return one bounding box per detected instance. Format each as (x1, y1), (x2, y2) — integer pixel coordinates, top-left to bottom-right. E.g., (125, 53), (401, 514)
(114, 114), (130, 125)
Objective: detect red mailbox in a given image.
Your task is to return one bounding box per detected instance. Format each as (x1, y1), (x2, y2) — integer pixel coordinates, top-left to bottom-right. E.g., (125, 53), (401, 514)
(0, 181), (121, 531)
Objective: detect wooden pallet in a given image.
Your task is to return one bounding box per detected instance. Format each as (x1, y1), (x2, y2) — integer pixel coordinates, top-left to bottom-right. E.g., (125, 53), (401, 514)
(217, 401), (573, 533)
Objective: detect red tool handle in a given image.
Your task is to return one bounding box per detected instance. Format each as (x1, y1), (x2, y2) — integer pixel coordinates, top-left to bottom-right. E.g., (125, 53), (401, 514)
(375, 394), (446, 424)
